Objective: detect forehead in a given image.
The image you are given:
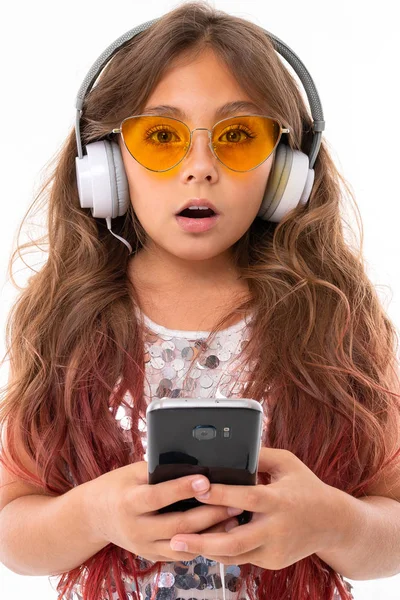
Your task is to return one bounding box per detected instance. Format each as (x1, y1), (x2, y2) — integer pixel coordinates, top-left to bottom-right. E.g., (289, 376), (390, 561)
(141, 48), (265, 121)
(142, 100), (264, 121)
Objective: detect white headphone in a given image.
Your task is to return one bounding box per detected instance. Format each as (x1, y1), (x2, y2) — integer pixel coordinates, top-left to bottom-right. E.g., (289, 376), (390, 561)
(75, 18), (325, 255)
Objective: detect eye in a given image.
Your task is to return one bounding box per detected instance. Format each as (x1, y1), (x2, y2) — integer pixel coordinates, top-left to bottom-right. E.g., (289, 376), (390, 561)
(145, 125), (181, 144)
(217, 124), (256, 144)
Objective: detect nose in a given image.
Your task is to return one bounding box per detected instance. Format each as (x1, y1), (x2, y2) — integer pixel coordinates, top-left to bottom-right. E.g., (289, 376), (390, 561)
(185, 127), (215, 162)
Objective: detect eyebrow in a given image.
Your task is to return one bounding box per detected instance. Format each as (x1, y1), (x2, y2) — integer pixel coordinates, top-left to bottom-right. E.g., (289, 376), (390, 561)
(141, 100), (263, 120)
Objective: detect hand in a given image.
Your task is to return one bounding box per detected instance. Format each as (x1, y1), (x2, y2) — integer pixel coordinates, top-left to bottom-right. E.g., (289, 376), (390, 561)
(84, 461), (244, 564)
(168, 447), (344, 570)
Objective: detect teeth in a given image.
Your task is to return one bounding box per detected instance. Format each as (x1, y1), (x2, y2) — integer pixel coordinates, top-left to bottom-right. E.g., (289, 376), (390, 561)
(188, 206), (209, 210)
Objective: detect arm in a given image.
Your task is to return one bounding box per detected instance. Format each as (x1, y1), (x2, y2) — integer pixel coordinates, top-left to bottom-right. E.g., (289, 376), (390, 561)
(316, 489), (400, 580)
(0, 482), (108, 576)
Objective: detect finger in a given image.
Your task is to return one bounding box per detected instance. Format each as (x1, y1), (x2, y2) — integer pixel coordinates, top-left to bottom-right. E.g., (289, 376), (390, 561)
(133, 474), (211, 514)
(199, 516), (241, 535)
(169, 519), (263, 558)
(180, 549), (258, 566)
(154, 534), (260, 566)
(194, 482), (271, 513)
(151, 543), (203, 562)
(141, 503), (244, 539)
(145, 549), (200, 562)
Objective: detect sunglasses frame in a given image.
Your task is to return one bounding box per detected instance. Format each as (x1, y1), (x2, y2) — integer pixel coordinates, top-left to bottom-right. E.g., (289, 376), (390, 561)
(110, 114), (290, 173)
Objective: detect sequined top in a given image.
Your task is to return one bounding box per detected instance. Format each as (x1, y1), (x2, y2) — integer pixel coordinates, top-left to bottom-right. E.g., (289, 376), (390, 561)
(63, 310), (353, 600)
(118, 310), (259, 600)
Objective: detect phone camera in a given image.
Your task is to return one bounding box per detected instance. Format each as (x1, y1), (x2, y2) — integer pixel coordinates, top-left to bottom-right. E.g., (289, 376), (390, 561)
(193, 425), (217, 441)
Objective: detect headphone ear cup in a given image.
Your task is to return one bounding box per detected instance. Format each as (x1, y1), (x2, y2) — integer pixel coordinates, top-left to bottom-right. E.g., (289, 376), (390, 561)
(75, 139), (130, 219)
(257, 143), (315, 222)
(107, 140), (130, 218)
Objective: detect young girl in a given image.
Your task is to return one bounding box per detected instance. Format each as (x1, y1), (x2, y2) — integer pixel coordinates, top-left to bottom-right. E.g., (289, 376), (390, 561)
(1, 2), (400, 600)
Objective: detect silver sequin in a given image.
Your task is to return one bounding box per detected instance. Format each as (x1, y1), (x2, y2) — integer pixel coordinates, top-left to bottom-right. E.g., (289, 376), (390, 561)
(182, 346), (195, 360)
(154, 571), (175, 588)
(106, 312), (269, 600)
(226, 566), (241, 577)
(151, 356), (165, 369)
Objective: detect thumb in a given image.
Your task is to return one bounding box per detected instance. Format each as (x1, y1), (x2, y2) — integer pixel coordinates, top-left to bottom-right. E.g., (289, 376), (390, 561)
(257, 447), (297, 476)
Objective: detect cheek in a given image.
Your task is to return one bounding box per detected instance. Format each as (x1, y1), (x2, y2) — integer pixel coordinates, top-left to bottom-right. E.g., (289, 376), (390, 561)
(249, 163), (274, 205)
(121, 142), (180, 185)
(124, 158), (178, 195)
(227, 172), (270, 211)
(124, 170), (172, 213)
(230, 156), (273, 193)
(251, 176), (270, 204)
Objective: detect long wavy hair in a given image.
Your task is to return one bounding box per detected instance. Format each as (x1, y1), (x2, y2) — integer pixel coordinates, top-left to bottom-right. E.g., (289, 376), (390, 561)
(1, 2), (400, 599)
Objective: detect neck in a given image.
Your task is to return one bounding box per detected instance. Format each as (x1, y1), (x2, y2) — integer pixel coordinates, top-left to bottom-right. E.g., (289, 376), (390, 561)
(128, 247), (242, 294)
(127, 247), (251, 332)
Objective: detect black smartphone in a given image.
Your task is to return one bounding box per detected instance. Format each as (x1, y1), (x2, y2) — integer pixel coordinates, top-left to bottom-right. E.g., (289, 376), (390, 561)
(146, 397), (263, 525)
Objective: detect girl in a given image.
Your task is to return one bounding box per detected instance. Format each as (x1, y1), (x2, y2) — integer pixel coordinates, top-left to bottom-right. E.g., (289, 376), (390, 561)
(1, 2), (400, 600)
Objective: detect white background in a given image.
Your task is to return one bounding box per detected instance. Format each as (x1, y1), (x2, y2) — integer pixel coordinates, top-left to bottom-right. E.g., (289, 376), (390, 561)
(0, 0), (399, 598)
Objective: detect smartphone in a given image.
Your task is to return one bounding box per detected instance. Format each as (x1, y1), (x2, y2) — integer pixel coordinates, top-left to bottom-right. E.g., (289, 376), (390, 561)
(146, 397), (263, 525)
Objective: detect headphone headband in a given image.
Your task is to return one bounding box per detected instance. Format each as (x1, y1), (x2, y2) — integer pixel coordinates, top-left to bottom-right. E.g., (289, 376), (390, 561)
(74, 17), (325, 169)
(74, 13), (325, 248)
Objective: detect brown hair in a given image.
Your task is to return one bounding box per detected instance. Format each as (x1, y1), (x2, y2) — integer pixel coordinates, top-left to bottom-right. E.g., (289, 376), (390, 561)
(1, 1), (400, 599)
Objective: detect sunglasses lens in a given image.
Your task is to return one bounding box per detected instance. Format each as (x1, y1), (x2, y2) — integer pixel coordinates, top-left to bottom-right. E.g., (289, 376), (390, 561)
(121, 116), (190, 171)
(213, 116), (281, 170)
(121, 115), (281, 171)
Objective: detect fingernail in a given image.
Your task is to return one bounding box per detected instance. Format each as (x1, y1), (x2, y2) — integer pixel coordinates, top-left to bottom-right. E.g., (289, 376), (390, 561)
(196, 491), (210, 500)
(192, 478), (209, 492)
(225, 520), (239, 532)
(227, 507), (243, 517)
(171, 541), (188, 551)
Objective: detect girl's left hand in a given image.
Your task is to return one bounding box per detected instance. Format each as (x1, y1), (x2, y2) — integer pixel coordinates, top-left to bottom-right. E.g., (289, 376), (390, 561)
(169, 447), (346, 569)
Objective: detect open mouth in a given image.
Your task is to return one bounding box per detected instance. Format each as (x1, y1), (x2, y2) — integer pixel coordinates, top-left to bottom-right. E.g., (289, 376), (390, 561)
(177, 208), (216, 218)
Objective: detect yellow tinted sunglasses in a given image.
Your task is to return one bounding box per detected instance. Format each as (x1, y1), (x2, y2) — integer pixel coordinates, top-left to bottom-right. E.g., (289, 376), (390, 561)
(111, 114), (290, 173)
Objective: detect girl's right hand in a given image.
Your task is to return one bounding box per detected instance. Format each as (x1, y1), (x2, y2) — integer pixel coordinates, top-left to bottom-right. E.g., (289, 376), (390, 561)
(85, 460), (242, 563)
